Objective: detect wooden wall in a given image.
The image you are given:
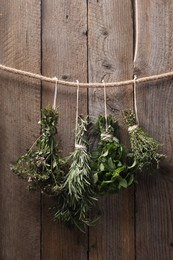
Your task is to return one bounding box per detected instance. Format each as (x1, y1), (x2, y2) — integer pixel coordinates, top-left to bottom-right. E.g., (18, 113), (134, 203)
(0, 0), (173, 259)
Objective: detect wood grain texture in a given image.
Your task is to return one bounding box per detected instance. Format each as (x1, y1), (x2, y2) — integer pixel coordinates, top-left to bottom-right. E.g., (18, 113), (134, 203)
(42, 1), (88, 259)
(88, 1), (134, 259)
(0, 1), (41, 260)
(134, 0), (173, 259)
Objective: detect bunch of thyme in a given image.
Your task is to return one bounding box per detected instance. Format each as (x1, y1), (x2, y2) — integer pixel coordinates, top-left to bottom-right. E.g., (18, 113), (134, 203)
(124, 111), (165, 172)
(53, 117), (97, 232)
(11, 106), (66, 195)
(91, 115), (136, 195)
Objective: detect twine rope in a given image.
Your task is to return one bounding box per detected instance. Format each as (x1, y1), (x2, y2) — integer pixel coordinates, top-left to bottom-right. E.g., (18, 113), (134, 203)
(134, 0), (139, 63)
(74, 81), (87, 150)
(76, 80), (79, 132)
(53, 77), (58, 110)
(75, 80), (79, 133)
(75, 144), (87, 151)
(134, 75), (139, 124)
(128, 125), (138, 133)
(75, 80), (80, 151)
(102, 80), (108, 131)
(0, 64), (173, 88)
(101, 133), (113, 140)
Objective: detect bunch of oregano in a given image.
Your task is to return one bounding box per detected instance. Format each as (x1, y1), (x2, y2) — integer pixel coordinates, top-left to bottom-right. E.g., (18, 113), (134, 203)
(124, 111), (165, 172)
(11, 106), (66, 195)
(91, 115), (136, 195)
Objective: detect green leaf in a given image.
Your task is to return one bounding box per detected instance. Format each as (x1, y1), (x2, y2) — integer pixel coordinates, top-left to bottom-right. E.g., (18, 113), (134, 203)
(53, 160), (57, 168)
(100, 163), (105, 171)
(117, 161), (122, 167)
(128, 174), (134, 186)
(102, 150), (108, 157)
(93, 173), (98, 183)
(101, 180), (112, 187)
(112, 166), (126, 178)
(118, 178), (127, 189)
(128, 159), (137, 169)
(108, 157), (114, 170)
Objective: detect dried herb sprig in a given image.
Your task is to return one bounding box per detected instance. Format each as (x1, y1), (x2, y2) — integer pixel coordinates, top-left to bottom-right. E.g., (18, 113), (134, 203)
(124, 111), (165, 172)
(92, 115), (136, 195)
(11, 106), (66, 195)
(52, 191), (98, 233)
(53, 117), (97, 232)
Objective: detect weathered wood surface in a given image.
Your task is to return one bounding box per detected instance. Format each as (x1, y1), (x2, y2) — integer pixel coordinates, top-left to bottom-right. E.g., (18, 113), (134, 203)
(0, 0), (173, 259)
(88, 0), (134, 259)
(134, 0), (173, 259)
(0, 1), (41, 260)
(42, 1), (88, 259)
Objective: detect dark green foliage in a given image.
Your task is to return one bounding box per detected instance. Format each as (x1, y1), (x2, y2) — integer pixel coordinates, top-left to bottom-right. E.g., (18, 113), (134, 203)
(52, 191), (98, 233)
(124, 111), (165, 172)
(11, 106), (66, 195)
(92, 115), (136, 195)
(53, 117), (98, 232)
(11, 107), (165, 233)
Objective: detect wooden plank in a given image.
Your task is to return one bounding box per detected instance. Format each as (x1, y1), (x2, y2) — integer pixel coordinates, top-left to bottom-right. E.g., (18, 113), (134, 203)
(41, 1), (88, 259)
(88, 1), (134, 259)
(0, 1), (41, 260)
(134, 0), (173, 259)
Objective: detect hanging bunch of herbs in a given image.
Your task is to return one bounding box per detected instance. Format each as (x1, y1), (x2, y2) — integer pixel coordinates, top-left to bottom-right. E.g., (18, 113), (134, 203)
(53, 117), (98, 232)
(124, 111), (165, 172)
(11, 106), (66, 195)
(91, 115), (137, 195)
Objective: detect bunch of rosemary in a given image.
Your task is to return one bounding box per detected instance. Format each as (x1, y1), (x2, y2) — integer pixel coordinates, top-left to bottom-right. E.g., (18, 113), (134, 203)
(12, 106), (66, 195)
(53, 117), (97, 232)
(124, 111), (165, 172)
(92, 115), (136, 195)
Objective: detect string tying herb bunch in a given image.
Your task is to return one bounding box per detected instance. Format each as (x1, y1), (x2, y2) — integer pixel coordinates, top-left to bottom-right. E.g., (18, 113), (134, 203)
(124, 110), (165, 172)
(91, 115), (136, 195)
(11, 106), (66, 195)
(53, 117), (97, 232)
